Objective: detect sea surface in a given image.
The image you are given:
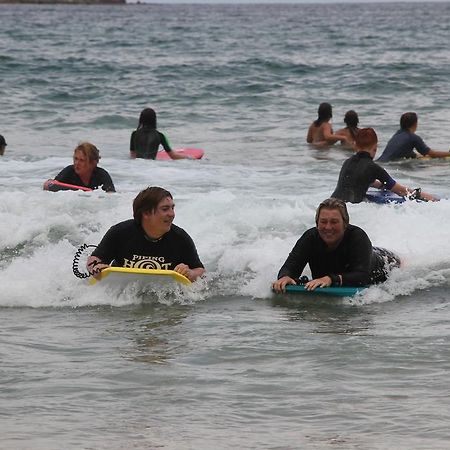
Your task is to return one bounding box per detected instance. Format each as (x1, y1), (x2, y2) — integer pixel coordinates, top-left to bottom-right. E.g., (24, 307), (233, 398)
(1, 3), (450, 449)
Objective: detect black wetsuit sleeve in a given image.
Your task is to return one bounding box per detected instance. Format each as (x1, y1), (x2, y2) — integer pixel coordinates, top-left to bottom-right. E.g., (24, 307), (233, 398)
(340, 229), (372, 286)
(98, 168), (116, 193)
(373, 164), (396, 190)
(91, 225), (120, 264)
(277, 232), (312, 280)
(159, 132), (173, 153)
(181, 232), (204, 269)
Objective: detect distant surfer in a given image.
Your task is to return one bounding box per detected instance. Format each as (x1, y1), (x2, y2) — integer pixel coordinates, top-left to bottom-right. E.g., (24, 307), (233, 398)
(130, 108), (191, 160)
(272, 198), (401, 293)
(44, 142), (115, 192)
(0, 134), (7, 156)
(331, 128), (437, 203)
(87, 186), (205, 282)
(335, 110), (360, 150)
(377, 112), (450, 162)
(306, 103), (348, 147)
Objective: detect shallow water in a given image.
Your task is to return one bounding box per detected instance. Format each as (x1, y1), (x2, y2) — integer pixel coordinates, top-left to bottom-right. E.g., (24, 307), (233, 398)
(1, 3), (450, 449)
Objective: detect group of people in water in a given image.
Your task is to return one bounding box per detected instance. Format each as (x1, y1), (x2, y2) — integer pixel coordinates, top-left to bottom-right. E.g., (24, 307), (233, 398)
(308, 103), (449, 203)
(5, 104), (446, 292)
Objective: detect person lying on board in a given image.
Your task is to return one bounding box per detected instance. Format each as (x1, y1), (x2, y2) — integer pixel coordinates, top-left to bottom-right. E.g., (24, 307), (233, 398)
(331, 128), (438, 203)
(0, 134), (7, 156)
(44, 142), (115, 192)
(130, 107), (191, 160)
(272, 198), (400, 293)
(306, 102), (349, 147)
(87, 186), (205, 282)
(335, 110), (360, 150)
(377, 112), (450, 162)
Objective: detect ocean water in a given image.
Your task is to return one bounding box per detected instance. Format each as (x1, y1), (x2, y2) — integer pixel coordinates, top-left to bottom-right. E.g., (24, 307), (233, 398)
(1, 3), (450, 449)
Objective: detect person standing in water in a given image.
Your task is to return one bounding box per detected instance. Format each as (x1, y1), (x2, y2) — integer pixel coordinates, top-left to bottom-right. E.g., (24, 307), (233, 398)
(306, 102), (348, 147)
(130, 108), (191, 160)
(377, 112), (450, 162)
(336, 110), (360, 149)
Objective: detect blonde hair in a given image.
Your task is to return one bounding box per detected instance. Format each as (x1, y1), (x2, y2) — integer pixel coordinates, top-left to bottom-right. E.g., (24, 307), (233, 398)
(74, 142), (100, 163)
(315, 198), (349, 226)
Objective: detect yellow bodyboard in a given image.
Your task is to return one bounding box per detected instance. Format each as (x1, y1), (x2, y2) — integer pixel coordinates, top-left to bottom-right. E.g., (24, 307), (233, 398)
(89, 267), (191, 286)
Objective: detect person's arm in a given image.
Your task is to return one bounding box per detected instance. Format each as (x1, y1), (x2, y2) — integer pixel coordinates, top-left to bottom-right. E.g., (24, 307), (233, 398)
(322, 123), (347, 144)
(157, 132), (191, 160)
(130, 131), (137, 158)
(306, 123), (315, 143)
(426, 149), (450, 158)
(99, 169), (116, 193)
(272, 232), (311, 292)
(390, 183), (438, 202)
(173, 264), (205, 282)
(86, 255), (110, 280)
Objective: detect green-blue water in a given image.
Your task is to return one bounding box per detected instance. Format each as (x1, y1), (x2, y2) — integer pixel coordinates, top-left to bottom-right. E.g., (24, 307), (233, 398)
(1, 3), (450, 449)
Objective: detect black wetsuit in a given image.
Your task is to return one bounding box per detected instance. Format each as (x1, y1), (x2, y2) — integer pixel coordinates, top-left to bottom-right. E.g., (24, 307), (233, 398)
(331, 152), (396, 203)
(277, 225), (400, 286)
(130, 127), (172, 159)
(54, 165), (115, 192)
(91, 220), (204, 271)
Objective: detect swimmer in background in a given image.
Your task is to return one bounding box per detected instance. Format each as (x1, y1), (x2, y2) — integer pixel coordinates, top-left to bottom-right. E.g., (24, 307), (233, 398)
(331, 128), (438, 203)
(377, 112), (450, 162)
(0, 134), (7, 156)
(130, 108), (192, 160)
(44, 142), (115, 192)
(335, 110), (360, 150)
(306, 102), (349, 147)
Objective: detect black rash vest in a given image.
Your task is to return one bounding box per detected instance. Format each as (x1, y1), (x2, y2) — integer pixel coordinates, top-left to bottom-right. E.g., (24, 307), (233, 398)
(331, 152), (396, 203)
(130, 127), (172, 159)
(54, 165), (115, 192)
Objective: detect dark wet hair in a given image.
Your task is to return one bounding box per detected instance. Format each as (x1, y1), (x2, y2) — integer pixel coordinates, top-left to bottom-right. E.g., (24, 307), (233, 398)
(313, 102), (332, 126)
(400, 112), (418, 130)
(344, 110), (359, 139)
(133, 186), (173, 225)
(355, 128), (378, 149)
(315, 198), (349, 227)
(138, 108), (157, 129)
(74, 142), (100, 163)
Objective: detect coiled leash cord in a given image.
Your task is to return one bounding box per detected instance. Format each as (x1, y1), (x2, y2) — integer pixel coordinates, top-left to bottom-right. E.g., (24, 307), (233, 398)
(72, 243), (98, 279)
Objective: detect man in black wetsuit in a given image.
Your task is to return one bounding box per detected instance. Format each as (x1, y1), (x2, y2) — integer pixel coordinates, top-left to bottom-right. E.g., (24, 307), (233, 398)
(331, 128), (436, 203)
(272, 198), (400, 293)
(87, 186), (205, 282)
(45, 142), (115, 192)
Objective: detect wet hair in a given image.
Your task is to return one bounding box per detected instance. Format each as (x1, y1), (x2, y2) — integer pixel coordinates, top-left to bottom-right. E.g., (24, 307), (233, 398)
(313, 102), (333, 127)
(400, 112), (418, 130)
(315, 198), (349, 227)
(133, 186), (173, 225)
(138, 108), (157, 129)
(344, 110), (359, 139)
(355, 128), (378, 150)
(74, 142), (100, 163)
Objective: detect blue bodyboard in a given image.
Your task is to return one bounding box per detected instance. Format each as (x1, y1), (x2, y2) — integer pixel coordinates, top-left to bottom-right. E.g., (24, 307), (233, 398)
(285, 285), (367, 297)
(365, 189), (406, 204)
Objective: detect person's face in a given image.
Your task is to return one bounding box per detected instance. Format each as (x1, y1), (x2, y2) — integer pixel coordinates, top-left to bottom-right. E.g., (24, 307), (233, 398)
(73, 150), (96, 177)
(317, 208), (346, 248)
(142, 196), (175, 237)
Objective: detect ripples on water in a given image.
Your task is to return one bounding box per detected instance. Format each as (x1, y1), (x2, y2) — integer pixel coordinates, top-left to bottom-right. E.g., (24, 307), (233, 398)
(1, 3), (450, 449)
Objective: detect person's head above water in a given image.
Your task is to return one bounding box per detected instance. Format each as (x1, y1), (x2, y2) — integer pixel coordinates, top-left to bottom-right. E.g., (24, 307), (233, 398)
(344, 110), (359, 129)
(0, 134), (7, 156)
(315, 198), (349, 249)
(355, 127), (377, 149)
(314, 102), (333, 126)
(400, 112), (418, 131)
(133, 186), (173, 225)
(138, 108), (157, 129)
